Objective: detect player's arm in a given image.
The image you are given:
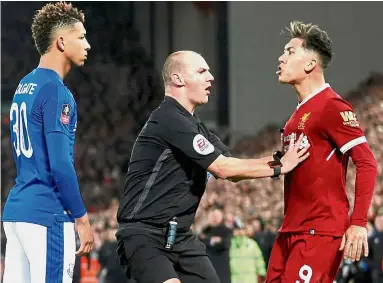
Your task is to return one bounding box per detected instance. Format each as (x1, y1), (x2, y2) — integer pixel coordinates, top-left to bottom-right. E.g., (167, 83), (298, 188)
(42, 83), (93, 256)
(42, 83), (86, 219)
(348, 143), (377, 227)
(45, 132), (87, 218)
(323, 98), (377, 261)
(341, 145), (376, 261)
(323, 98), (377, 227)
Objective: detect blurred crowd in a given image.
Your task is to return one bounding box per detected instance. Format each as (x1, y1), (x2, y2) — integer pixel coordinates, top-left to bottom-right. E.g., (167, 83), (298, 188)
(1, 2), (383, 283)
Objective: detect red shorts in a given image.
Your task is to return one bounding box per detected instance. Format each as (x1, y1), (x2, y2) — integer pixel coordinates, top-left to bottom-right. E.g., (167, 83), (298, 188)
(265, 233), (343, 283)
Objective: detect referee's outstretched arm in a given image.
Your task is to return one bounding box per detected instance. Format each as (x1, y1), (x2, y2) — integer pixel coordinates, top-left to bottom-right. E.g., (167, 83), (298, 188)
(160, 50), (309, 183)
(208, 133), (310, 181)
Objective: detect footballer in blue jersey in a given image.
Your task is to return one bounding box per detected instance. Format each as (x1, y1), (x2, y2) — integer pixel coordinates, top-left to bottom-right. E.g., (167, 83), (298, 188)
(2, 3), (93, 283)
(3, 68), (82, 226)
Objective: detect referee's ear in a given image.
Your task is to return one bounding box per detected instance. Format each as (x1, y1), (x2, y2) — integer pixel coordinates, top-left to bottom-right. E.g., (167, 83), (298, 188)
(171, 73), (185, 87)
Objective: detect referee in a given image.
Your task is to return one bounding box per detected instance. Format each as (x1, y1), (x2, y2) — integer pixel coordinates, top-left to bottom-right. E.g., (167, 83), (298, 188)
(116, 51), (310, 283)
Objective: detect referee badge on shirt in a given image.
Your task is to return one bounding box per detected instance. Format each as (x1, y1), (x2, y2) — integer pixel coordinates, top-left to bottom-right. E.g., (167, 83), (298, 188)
(193, 134), (214, 155)
(60, 104), (71, 125)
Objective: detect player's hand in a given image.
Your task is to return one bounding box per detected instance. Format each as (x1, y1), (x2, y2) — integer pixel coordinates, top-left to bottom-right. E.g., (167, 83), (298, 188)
(75, 213), (94, 256)
(280, 133), (310, 174)
(339, 225), (368, 262)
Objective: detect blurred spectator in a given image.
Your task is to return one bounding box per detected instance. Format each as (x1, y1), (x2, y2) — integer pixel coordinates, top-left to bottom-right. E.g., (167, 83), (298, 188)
(98, 227), (128, 283)
(248, 218), (277, 268)
(200, 208), (232, 283)
(229, 227), (266, 283)
(224, 210), (236, 230)
(366, 206), (383, 283)
(336, 259), (367, 283)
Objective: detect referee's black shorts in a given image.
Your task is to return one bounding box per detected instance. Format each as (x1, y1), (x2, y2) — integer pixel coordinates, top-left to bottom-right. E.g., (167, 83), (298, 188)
(116, 223), (220, 283)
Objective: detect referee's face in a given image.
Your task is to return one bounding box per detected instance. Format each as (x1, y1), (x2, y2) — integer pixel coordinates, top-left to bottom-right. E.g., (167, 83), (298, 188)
(183, 54), (214, 106)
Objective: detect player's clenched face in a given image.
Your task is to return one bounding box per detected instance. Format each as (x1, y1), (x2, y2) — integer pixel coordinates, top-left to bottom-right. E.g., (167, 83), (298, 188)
(182, 54), (214, 106)
(277, 38), (316, 84)
(60, 22), (90, 67)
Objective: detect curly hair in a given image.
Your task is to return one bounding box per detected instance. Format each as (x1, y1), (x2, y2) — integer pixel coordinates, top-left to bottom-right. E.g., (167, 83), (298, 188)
(287, 21), (333, 69)
(31, 2), (85, 55)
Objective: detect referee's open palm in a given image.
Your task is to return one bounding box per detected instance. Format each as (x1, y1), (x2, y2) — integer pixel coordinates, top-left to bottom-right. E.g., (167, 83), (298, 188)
(281, 133), (310, 174)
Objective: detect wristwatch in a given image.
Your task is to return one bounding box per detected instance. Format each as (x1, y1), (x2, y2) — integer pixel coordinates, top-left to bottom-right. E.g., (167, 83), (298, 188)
(268, 160), (282, 179)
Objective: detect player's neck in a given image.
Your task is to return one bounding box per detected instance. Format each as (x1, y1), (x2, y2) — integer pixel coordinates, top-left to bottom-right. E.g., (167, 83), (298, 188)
(293, 76), (326, 103)
(38, 52), (72, 80)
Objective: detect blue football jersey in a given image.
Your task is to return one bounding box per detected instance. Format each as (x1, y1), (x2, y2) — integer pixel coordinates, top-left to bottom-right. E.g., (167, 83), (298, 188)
(2, 68), (78, 226)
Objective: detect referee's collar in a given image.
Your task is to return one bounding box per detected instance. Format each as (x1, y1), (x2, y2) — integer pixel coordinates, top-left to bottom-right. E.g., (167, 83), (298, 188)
(163, 96), (201, 124)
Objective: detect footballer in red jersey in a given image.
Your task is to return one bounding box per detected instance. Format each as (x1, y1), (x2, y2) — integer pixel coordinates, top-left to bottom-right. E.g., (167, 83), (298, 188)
(265, 21), (377, 283)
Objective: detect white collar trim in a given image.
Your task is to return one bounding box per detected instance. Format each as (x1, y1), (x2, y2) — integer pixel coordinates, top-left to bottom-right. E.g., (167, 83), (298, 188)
(296, 83), (330, 110)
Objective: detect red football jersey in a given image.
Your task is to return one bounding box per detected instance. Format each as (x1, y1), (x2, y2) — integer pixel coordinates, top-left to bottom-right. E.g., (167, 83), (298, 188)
(280, 84), (367, 236)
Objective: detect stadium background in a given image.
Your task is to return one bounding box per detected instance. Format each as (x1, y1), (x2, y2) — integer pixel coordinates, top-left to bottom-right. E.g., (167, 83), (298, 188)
(1, 2), (382, 282)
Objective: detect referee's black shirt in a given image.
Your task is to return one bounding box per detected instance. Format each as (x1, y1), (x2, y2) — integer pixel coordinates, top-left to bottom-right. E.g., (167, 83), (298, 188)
(117, 96), (230, 230)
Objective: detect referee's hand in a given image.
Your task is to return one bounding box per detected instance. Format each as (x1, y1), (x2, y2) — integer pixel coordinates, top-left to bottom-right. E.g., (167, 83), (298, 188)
(75, 213), (94, 256)
(280, 133), (310, 174)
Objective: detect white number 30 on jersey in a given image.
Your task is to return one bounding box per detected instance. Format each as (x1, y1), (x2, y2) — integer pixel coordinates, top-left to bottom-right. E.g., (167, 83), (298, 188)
(10, 102), (33, 158)
(296, 264), (313, 283)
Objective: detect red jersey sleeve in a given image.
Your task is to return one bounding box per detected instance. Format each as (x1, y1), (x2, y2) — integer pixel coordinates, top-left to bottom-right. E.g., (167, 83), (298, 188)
(322, 98), (366, 153)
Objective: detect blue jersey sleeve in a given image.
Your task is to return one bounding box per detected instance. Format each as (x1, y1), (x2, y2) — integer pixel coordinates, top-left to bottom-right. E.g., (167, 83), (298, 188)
(42, 83), (73, 136)
(41, 82), (86, 219)
(45, 132), (86, 219)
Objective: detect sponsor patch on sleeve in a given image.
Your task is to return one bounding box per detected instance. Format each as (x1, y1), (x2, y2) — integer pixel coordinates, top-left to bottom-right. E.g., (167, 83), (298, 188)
(340, 111), (359, 127)
(193, 134), (215, 155)
(60, 104), (71, 125)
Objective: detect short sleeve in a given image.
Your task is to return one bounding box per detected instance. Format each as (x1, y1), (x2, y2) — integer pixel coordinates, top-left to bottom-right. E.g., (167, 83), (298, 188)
(208, 132), (231, 157)
(322, 98), (366, 153)
(42, 83), (73, 136)
(161, 117), (222, 169)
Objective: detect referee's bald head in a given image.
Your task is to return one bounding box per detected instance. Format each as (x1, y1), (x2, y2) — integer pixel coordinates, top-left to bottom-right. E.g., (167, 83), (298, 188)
(162, 51), (202, 86)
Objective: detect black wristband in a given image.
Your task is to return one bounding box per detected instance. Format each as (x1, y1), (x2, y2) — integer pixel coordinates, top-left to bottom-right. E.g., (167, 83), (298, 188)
(271, 166), (281, 179)
(268, 160), (282, 179)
